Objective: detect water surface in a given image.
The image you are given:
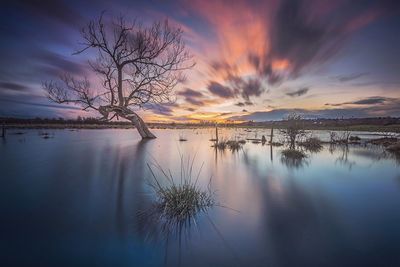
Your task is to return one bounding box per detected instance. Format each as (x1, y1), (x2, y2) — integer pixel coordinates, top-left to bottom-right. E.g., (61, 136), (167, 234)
(1, 128), (400, 267)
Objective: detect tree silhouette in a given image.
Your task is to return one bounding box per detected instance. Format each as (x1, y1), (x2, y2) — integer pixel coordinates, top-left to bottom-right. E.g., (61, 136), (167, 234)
(44, 12), (193, 138)
(280, 112), (306, 149)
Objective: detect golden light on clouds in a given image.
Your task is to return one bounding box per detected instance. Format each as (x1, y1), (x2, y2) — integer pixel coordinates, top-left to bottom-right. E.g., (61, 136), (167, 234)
(272, 59), (290, 71)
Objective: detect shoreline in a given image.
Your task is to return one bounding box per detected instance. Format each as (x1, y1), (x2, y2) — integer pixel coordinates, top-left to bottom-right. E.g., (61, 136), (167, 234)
(3, 123), (400, 133)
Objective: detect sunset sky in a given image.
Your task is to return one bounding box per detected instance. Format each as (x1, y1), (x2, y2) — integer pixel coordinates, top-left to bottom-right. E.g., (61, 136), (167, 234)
(1, 0), (399, 122)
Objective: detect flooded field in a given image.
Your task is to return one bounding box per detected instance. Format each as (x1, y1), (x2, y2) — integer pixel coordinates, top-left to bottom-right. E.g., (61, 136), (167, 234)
(1, 128), (400, 267)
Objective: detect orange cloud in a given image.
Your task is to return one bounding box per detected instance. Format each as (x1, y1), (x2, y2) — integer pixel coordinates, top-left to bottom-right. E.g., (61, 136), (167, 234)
(272, 59), (290, 71)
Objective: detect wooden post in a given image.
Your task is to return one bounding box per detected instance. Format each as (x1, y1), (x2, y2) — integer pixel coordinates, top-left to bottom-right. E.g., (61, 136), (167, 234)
(270, 127), (274, 162)
(270, 127), (273, 144)
(1, 122), (5, 138)
(270, 143), (273, 162)
(261, 135), (266, 144)
(215, 124), (219, 144)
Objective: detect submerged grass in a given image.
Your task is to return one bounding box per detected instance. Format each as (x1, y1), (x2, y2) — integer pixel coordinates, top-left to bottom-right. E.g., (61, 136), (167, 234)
(281, 148), (307, 159)
(298, 137), (323, 152)
(280, 148), (308, 169)
(145, 155), (215, 224)
(154, 183), (214, 221)
(369, 137), (398, 147)
(213, 139), (227, 150)
(386, 142), (400, 155)
(212, 139), (245, 152)
(226, 140), (244, 151)
(178, 134), (187, 141)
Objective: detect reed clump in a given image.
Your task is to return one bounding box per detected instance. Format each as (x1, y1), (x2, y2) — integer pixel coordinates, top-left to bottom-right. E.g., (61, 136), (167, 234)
(178, 134), (187, 141)
(349, 136), (361, 142)
(226, 140), (243, 151)
(281, 148), (307, 159)
(212, 139), (244, 151)
(386, 142), (400, 155)
(154, 183), (214, 221)
(280, 148), (308, 169)
(298, 137), (323, 152)
(369, 137), (397, 147)
(147, 157), (215, 223)
(329, 131), (351, 144)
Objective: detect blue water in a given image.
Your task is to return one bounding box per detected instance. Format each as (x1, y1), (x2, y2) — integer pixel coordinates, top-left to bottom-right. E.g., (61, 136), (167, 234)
(1, 128), (400, 266)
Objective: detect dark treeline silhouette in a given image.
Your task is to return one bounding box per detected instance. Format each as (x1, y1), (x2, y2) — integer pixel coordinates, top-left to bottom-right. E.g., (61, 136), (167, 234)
(243, 117), (400, 128)
(1, 116), (399, 131)
(1, 116), (131, 126)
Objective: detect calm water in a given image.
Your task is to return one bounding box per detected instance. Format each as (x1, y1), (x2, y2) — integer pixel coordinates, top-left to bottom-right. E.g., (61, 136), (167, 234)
(1, 128), (400, 267)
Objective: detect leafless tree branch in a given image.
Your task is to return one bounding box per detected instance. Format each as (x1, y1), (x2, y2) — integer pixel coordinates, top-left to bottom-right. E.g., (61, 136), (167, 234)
(43, 12), (194, 139)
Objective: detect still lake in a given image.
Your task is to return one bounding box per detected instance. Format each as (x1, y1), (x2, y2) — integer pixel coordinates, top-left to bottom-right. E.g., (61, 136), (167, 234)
(1, 128), (400, 267)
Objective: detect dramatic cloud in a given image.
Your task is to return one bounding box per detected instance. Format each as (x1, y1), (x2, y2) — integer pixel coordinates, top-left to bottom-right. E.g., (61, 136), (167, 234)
(207, 81), (235, 98)
(0, 95), (82, 118)
(286, 87), (309, 97)
(257, 0), (395, 80)
(0, 0), (399, 119)
(15, 0), (83, 27)
(209, 60), (267, 101)
(326, 96), (395, 106)
(178, 88), (203, 98)
(31, 49), (86, 76)
(199, 0), (395, 90)
(229, 103), (400, 121)
(352, 97), (390, 105)
(184, 97), (204, 106)
(235, 101), (253, 107)
(147, 103), (176, 116)
(234, 77), (264, 101)
(334, 72), (369, 82)
(0, 82), (29, 91)
(178, 88), (205, 106)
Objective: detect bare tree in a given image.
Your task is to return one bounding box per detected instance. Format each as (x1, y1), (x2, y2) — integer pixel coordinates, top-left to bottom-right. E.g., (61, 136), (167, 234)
(280, 112), (306, 149)
(43, 12), (194, 139)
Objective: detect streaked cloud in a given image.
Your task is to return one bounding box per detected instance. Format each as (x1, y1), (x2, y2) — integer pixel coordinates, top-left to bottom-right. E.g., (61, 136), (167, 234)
(229, 102), (400, 121)
(0, 82), (29, 91)
(235, 101), (253, 107)
(0, 0), (399, 120)
(325, 96), (396, 106)
(333, 72), (369, 82)
(177, 88), (205, 106)
(286, 87), (309, 97)
(207, 81), (235, 98)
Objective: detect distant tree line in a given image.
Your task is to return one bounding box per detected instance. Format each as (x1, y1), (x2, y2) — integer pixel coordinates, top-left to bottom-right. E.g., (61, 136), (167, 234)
(1, 116), (399, 128)
(0, 116), (130, 125)
(242, 117), (400, 127)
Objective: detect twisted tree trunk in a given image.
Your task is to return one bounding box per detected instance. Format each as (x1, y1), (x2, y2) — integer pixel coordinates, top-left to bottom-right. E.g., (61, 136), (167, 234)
(99, 106), (156, 139)
(122, 112), (156, 139)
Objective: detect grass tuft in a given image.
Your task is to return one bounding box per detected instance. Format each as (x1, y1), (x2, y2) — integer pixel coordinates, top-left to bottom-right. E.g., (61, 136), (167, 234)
(349, 136), (361, 142)
(298, 137), (323, 152)
(178, 134), (187, 141)
(280, 148), (308, 169)
(154, 183), (214, 221)
(281, 148), (307, 159)
(369, 137), (397, 147)
(212, 139), (244, 151)
(387, 142), (400, 154)
(146, 156), (215, 224)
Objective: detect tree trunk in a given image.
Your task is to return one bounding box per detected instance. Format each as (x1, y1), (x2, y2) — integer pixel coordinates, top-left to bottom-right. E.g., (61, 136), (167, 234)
(122, 112), (156, 139)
